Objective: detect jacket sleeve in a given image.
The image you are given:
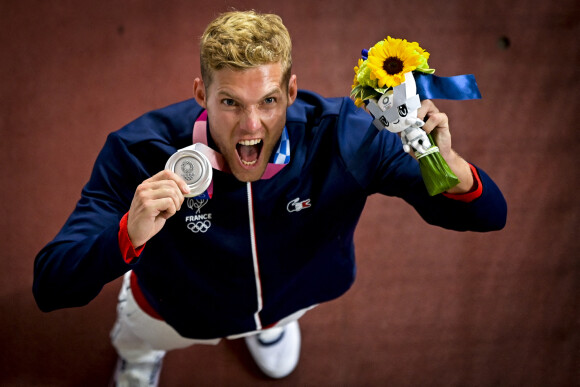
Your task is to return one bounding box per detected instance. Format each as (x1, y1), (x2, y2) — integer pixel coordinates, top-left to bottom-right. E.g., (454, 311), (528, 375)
(337, 97), (507, 232)
(374, 128), (507, 232)
(33, 132), (147, 312)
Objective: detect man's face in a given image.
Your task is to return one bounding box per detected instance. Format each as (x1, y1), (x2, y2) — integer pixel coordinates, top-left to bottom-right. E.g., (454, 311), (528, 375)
(194, 63), (297, 182)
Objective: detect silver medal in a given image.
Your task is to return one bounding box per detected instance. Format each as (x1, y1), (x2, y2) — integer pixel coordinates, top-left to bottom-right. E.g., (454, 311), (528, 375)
(165, 144), (212, 197)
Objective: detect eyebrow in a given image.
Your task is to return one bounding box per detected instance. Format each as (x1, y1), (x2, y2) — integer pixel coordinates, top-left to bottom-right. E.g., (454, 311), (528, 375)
(216, 87), (283, 102)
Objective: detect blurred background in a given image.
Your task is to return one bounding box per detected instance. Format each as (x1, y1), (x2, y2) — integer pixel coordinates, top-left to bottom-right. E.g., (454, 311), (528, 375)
(1, 0), (578, 385)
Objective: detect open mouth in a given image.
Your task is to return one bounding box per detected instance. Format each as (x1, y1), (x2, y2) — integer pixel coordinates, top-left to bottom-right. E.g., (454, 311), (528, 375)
(236, 139), (263, 166)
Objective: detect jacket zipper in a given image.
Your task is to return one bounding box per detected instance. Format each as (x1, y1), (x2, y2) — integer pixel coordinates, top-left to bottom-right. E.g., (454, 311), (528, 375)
(246, 182), (263, 330)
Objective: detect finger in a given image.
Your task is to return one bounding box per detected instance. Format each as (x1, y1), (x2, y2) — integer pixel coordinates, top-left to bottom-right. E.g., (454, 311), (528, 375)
(422, 112), (448, 135)
(151, 181), (185, 211)
(138, 195), (179, 222)
(417, 99), (438, 121)
(405, 117), (424, 128)
(136, 180), (185, 212)
(162, 170), (191, 195)
(147, 170), (191, 195)
(153, 197), (179, 219)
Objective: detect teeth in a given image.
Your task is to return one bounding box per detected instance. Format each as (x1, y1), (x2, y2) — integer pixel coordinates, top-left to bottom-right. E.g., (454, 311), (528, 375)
(241, 159), (257, 166)
(238, 139), (262, 146)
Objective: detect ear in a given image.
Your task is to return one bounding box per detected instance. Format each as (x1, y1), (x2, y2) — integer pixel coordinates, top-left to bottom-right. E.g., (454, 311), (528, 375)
(404, 71), (416, 97)
(287, 74), (298, 106)
(193, 78), (207, 108)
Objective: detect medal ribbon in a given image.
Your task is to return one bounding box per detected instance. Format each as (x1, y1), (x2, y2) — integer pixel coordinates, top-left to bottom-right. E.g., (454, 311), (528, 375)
(191, 110), (290, 197)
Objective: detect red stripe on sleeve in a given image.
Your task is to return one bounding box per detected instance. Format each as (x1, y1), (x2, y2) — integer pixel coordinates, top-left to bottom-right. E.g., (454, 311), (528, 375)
(118, 212), (145, 264)
(442, 164), (483, 203)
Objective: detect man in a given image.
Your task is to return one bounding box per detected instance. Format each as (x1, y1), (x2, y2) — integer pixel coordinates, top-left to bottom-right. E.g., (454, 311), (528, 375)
(33, 10), (507, 386)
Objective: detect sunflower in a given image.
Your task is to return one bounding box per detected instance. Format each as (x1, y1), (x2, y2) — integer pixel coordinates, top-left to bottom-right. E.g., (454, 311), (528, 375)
(366, 37), (428, 88)
(352, 58), (366, 107)
(350, 37), (433, 106)
(352, 58), (363, 89)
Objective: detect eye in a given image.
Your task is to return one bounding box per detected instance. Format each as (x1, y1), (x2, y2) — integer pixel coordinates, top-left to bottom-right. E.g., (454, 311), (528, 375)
(222, 98), (236, 107)
(379, 116), (389, 127)
(397, 104), (408, 117)
(264, 97), (276, 104)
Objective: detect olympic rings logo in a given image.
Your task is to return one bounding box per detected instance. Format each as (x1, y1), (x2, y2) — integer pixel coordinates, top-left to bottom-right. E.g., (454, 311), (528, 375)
(187, 220), (211, 233)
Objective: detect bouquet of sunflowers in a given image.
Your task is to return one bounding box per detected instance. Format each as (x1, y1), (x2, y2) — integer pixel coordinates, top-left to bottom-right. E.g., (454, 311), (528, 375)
(351, 37), (479, 196)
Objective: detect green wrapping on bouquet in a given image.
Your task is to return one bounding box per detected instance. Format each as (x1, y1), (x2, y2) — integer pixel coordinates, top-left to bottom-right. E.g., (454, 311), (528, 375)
(416, 134), (459, 196)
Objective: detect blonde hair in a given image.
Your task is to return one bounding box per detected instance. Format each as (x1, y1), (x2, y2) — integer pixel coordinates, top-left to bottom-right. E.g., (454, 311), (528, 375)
(200, 10), (292, 87)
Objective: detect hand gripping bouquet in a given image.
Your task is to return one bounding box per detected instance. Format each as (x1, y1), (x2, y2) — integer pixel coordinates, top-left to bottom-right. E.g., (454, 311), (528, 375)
(351, 37), (482, 195)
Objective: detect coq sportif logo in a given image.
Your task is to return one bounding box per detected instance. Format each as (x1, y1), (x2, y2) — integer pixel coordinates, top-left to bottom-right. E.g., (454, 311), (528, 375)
(287, 197), (311, 213)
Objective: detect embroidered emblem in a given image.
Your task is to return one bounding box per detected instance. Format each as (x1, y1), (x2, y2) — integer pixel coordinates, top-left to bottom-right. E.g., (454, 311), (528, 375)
(185, 198), (212, 232)
(187, 198), (208, 214)
(187, 220), (211, 233)
(287, 197), (311, 213)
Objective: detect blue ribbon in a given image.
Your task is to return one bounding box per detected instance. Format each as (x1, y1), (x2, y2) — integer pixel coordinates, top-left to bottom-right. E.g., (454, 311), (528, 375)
(359, 49), (481, 100)
(414, 72), (481, 101)
(361, 49), (369, 60)
(194, 190), (210, 200)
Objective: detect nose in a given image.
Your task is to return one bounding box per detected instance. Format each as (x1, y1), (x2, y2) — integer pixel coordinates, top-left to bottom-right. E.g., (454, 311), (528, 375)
(240, 106), (261, 132)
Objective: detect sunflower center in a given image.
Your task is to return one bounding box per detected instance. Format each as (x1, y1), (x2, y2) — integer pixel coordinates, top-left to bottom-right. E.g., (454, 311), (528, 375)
(383, 57), (404, 75)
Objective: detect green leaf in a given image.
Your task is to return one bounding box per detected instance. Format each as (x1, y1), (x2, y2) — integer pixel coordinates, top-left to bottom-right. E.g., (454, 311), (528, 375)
(417, 134), (459, 195)
(360, 87), (380, 101)
(416, 68), (436, 75)
(350, 84), (363, 97)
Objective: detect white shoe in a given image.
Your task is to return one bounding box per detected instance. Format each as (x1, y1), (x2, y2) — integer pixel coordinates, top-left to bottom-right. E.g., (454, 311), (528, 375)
(244, 320), (301, 379)
(113, 354), (164, 387)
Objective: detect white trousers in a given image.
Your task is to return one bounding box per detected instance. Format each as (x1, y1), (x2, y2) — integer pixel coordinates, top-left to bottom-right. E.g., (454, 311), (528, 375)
(110, 272), (313, 362)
